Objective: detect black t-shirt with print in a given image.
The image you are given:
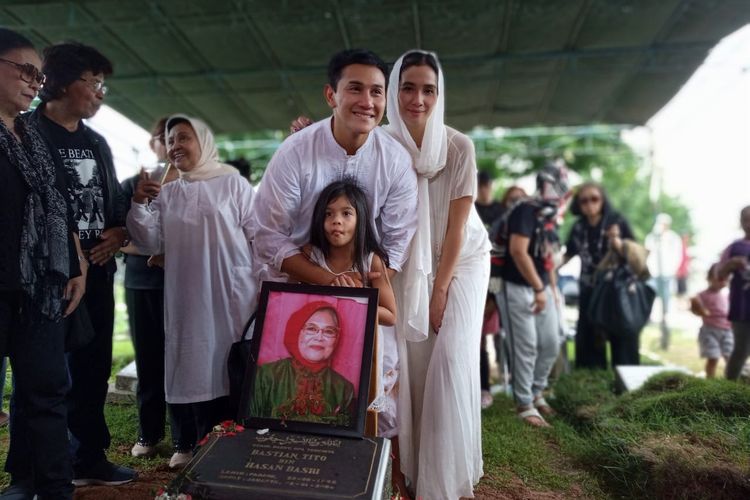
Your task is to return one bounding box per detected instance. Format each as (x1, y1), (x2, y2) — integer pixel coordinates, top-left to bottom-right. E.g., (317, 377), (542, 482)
(501, 201), (551, 287)
(41, 115), (106, 250)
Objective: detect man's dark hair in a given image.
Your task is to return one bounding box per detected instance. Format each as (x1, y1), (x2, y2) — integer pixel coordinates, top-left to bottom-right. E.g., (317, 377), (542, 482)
(327, 49), (388, 90)
(227, 157), (251, 178)
(40, 41), (113, 102)
(0, 28), (34, 57)
(477, 171), (492, 187)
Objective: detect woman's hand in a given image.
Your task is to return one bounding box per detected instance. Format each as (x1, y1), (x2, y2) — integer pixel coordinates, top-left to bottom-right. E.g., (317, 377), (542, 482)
(607, 224), (623, 252)
(532, 289), (547, 314)
(429, 288), (448, 333)
(89, 227), (127, 266)
(133, 169), (162, 204)
(290, 116), (313, 133)
(62, 272), (86, 317)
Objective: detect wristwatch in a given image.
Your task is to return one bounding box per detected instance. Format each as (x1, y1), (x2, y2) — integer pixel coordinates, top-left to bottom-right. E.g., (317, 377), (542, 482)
(120, 226), (131, 247)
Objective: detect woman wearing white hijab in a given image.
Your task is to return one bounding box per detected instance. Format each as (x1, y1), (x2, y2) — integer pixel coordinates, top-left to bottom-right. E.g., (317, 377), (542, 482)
(127, 114), (257, 465)
(387, 51), (490, 499)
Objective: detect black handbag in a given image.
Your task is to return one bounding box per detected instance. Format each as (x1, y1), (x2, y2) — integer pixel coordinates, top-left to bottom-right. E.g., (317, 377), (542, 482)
(587, 249), (656, 338)
(227, 311), (256, 418)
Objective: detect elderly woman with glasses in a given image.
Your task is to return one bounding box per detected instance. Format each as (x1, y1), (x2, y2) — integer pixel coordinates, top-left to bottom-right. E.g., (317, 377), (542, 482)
(562, 182), (636, 369)
(0, 28), (86, 499)
(128, 113), (256, 461)
(250, 302), (356, 426)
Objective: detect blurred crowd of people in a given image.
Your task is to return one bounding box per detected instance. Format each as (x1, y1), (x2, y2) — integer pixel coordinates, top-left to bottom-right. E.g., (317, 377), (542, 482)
(476, 172), (750, 424)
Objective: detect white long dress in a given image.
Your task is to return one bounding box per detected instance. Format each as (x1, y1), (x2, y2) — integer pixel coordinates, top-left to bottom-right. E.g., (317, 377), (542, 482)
(127, 174), (257, 403)
(398, 127), (491, 499)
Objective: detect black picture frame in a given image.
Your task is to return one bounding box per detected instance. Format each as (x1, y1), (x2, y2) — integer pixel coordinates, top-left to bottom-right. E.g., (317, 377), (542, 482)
(238, 281), (378, 438)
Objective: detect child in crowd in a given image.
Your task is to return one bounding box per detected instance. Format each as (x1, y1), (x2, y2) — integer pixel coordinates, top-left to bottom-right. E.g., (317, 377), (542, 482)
(690, 264), (733, 377)
(302, 179), (396, 325)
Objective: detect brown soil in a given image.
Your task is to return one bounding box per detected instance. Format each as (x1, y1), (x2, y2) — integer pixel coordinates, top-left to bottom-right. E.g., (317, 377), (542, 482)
(475, 475), (572, 500)
(73, 466), (177, 500)
(72, 469), (588, 500)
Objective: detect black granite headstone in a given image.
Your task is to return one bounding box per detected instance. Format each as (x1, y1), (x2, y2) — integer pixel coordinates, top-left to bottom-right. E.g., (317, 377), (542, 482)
(176, 429), (389, 499)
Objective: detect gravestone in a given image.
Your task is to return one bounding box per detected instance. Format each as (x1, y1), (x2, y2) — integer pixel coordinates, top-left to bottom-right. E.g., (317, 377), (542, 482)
(175, 429), (390, 499)
(106, 360), (137, 404)
(614, 365), (691, 393)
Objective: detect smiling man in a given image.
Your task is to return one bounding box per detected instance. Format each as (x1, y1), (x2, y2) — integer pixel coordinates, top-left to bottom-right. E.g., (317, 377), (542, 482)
(251, 49), (418, 286)
(25, 41), (134, 488)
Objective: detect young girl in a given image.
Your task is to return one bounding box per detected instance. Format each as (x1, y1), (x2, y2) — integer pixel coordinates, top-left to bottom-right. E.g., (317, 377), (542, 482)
(690, 264), (733, 377)
(301, 179), (401, 488)
(302, 179), (397, 326)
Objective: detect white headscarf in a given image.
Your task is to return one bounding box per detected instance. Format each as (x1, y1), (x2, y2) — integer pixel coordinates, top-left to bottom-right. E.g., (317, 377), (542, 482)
(165, 114), (238, 182)
(384, 50), (448, 342)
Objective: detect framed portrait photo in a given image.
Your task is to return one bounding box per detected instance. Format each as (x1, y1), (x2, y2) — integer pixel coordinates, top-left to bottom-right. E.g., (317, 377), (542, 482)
(238, 282), (378, 438)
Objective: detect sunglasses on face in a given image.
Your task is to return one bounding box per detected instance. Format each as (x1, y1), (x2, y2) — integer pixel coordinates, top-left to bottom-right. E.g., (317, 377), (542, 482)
(579, 196), (601, 206)
(78, 77), (108, 95)
(0, 58), (46, 86)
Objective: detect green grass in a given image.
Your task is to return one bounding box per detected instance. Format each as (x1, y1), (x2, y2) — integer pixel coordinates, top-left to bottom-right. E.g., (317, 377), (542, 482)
(551, 370), (750, 499)
(481, 392), (607, 498)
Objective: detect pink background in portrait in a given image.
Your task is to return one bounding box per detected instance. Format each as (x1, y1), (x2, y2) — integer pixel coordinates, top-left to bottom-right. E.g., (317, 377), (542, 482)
(256, 291), (370, 393)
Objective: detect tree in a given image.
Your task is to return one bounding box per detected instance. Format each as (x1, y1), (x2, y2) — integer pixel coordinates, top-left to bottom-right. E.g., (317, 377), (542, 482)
(469, 125), (693, 242)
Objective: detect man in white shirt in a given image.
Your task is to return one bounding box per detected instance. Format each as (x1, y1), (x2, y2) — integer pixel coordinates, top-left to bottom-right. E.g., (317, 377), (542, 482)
(251, 49), (418, 284)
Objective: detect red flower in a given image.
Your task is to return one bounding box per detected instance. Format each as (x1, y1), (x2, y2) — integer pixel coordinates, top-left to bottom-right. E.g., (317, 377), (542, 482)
(198, 434), (210, 446)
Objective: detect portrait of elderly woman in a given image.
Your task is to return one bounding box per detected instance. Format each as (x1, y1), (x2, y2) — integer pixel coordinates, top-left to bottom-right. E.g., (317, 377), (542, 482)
(250, 301), (357, 426)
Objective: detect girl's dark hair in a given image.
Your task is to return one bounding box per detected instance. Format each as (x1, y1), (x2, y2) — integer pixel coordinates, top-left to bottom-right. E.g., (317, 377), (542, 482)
(40, 41), (113, 102)
(399, 51), (439, 83)
(569, 181), (613, 217)
(310, 179), (390, 280)
(0, 28), (35, 57)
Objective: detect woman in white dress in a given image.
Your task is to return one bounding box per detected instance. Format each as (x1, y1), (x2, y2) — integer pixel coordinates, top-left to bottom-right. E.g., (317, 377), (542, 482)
(387, 51), (490, 499)
(126, 114), (256, 466)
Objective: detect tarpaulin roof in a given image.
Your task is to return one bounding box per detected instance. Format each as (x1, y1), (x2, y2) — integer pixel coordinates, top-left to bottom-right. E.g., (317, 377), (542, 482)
(3, 0), (748, 133)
